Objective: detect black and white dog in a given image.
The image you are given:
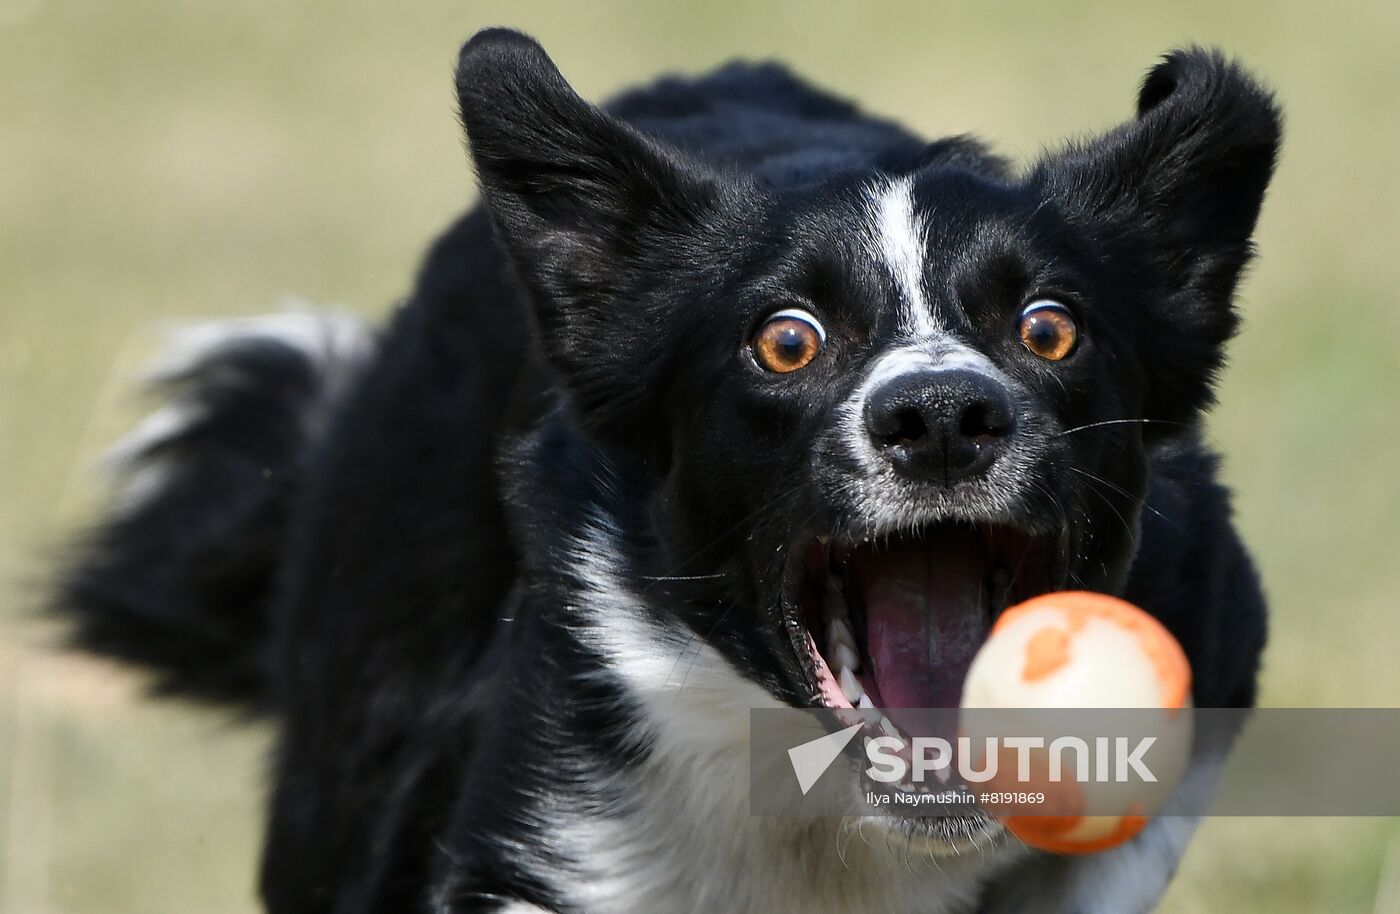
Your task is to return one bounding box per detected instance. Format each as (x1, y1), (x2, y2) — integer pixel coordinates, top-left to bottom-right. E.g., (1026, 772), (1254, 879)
(55, 28), (1277, 914)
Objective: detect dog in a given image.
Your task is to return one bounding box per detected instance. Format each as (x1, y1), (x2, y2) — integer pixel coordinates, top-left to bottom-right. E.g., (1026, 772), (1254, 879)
(54, 28), (1278, 914)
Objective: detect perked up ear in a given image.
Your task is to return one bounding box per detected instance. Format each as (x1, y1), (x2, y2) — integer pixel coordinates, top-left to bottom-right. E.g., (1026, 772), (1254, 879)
(454, 29), (737, 451)
(1033, 48), (1282, 426)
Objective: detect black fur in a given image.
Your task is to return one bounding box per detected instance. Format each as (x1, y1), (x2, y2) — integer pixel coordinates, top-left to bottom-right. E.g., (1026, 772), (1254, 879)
(53, 29), (1278, 914)
(55, 326), (365, 706)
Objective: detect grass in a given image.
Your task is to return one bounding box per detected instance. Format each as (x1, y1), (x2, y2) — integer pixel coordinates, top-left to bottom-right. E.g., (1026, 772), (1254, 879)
(3, 1), (1399, 910)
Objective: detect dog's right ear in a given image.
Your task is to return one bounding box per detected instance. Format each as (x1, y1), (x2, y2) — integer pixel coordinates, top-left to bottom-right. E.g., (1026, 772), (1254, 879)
(455, 30), (734, 449)
(1032, 49), (1281, 428)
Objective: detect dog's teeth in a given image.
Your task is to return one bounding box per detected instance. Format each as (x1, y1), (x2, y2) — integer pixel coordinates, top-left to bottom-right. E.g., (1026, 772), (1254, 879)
(839, 667), (863, 704)
(857, 693), (875, 710)
(879, 716), (900, 738)
(827, 616), (856, 649)
(833, 642), (860, 673)
(817, 534), (830, 545)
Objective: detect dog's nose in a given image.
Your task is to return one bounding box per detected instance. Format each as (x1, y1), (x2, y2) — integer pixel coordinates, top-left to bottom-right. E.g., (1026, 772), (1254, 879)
(863, 369), (1015, 484)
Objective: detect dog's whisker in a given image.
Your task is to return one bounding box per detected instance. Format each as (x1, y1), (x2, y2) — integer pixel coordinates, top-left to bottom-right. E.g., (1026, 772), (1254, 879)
(635, 572), (730, 581)
(1067, 466), (1138, 542)
(1056, 417), (1193, 437)
(1066, 465), (1183, 532)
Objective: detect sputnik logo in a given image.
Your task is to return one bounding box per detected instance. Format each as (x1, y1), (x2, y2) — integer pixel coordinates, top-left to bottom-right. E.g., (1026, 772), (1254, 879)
(786, 723), (864, 795)
(785, 724), (1163, 795)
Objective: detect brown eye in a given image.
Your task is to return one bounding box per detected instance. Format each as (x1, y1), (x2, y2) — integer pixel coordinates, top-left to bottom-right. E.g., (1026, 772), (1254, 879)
(1018, 301), (1078, 361)
(752, 308), (825, 373)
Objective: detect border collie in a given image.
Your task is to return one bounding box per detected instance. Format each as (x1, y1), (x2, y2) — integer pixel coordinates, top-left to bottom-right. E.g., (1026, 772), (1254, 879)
(54, 28), (1277, 914)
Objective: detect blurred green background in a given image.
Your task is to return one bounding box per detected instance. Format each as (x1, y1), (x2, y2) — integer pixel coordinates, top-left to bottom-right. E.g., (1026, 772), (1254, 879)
(3, 1), (1398, 911)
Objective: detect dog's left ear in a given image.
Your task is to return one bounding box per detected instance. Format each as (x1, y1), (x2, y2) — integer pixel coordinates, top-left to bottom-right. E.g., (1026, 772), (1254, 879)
(1034, 49), (1282, 426)
(455, 29), (741, 456)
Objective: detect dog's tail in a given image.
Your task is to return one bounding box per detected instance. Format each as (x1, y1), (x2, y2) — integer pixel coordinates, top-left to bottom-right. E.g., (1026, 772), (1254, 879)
(51, 310), (374, 709)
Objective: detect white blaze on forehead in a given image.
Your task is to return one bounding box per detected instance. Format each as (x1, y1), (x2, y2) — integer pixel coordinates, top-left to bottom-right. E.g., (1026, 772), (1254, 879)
(859, 343), (1003, 399)
(865, 176), (938, 338)
(860, 346), (934, 393)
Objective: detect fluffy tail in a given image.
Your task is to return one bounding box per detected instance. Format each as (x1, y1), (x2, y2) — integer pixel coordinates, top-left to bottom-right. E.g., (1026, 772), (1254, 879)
(52, 310), (374, 708)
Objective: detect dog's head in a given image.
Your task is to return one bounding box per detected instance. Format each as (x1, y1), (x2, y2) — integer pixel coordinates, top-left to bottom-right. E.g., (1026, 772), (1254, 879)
(457, 26), (1277, 772)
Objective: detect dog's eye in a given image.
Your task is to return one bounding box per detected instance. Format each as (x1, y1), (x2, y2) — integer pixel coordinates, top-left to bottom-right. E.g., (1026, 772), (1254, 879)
(1018, 301), (1077, 361)
(752, 308), (825, 373)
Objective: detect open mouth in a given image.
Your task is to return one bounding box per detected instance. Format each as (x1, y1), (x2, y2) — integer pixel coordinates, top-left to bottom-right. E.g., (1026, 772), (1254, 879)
(789, 521), (1061, 734)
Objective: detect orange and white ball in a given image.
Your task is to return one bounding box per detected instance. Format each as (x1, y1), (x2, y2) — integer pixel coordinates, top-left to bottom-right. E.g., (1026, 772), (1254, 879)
(961, 592), (1193, 854)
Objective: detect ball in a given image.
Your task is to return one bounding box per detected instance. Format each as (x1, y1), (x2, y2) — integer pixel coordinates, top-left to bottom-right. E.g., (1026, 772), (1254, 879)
(960, 591), (1193, 854)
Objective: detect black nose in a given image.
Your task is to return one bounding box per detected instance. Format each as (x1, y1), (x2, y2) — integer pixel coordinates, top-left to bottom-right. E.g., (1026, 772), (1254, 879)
(863, 369), (1015, 484)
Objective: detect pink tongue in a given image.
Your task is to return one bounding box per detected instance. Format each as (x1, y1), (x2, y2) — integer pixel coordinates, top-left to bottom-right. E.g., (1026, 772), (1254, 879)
(861, 530), (989, 711)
